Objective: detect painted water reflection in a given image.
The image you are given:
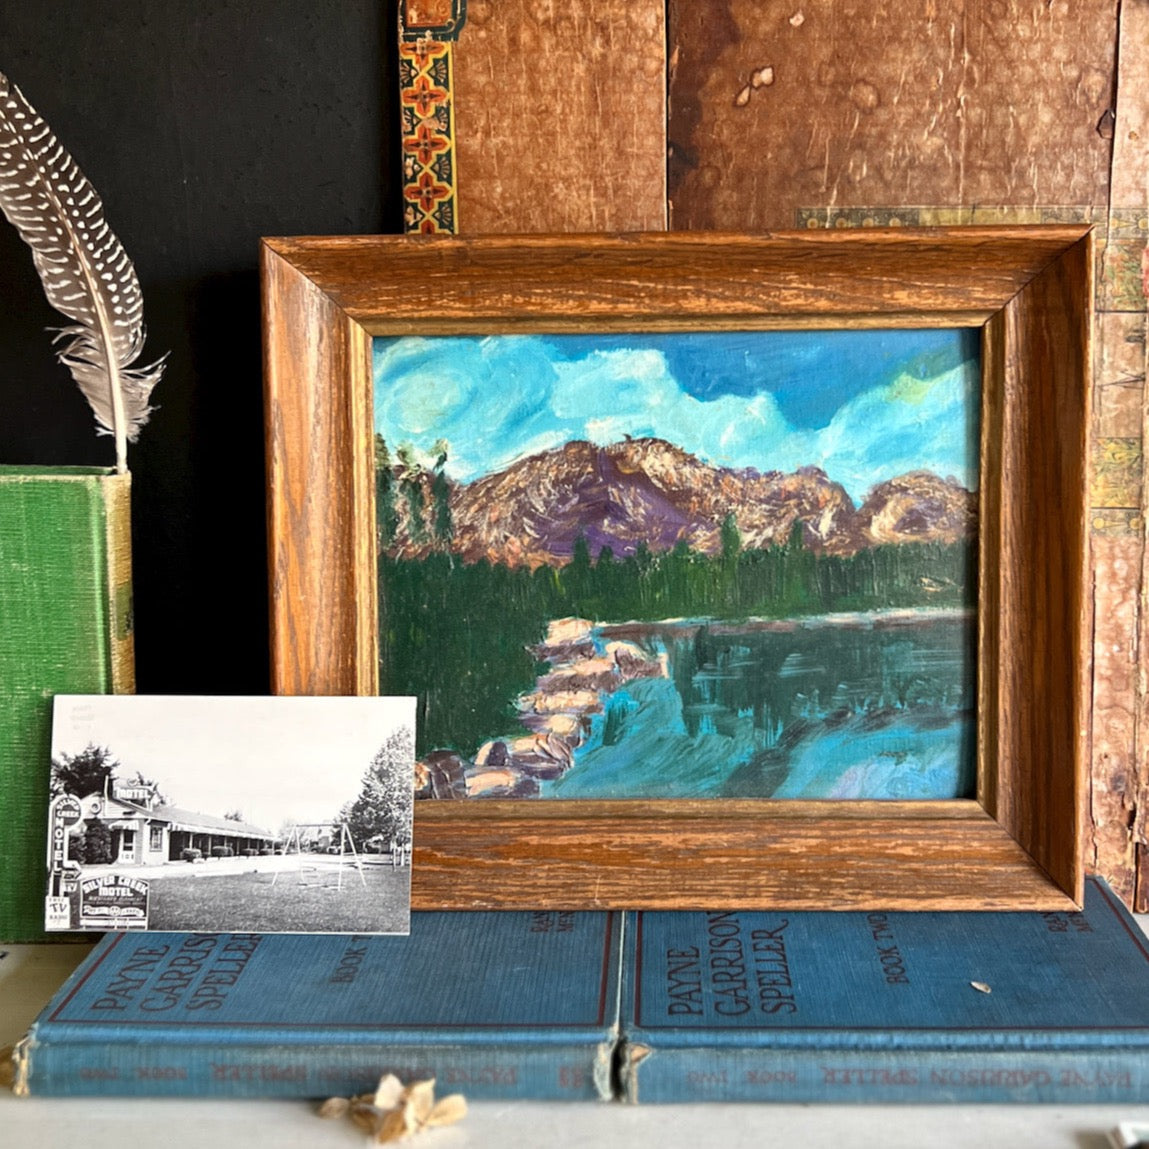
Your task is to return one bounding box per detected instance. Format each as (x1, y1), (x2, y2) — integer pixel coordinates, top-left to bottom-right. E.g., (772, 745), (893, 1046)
(544, 611), (976, 800)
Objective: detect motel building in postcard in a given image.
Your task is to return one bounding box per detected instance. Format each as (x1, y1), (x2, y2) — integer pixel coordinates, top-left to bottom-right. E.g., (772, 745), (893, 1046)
(74, 781), (276, 865)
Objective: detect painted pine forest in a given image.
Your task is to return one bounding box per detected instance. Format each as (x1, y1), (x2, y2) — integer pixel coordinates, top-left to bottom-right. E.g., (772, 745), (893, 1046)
(375, 439), (974, 758)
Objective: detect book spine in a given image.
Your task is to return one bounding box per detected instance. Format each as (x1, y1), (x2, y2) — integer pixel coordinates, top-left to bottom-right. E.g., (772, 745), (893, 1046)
(620, 1041), (1149, 1104)
(0, 469), (134, 943)
(17, 1037), (614, 1100)
(102, 471), (136, 694)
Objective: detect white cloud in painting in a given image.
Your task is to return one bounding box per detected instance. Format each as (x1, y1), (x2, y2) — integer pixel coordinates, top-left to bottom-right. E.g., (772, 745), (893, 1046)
(374, 336), (978, 504)
(549, 349), (794, 471)
(770, 363), (979, 501)
(375, 336), (564, 480)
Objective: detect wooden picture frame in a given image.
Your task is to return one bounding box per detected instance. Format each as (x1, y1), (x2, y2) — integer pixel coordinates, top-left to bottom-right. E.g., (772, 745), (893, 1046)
(262, 227), (1091, 911)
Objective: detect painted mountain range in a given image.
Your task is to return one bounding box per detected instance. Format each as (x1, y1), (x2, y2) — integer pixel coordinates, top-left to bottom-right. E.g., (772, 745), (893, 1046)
(380, 436), (975, 568)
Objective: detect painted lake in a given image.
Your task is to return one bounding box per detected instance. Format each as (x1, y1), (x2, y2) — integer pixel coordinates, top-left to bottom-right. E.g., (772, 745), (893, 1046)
(543, 610), (976, 800)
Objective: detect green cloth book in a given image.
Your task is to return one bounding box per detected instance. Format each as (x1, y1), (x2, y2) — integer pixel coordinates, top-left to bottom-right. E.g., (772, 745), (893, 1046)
(0, 466), (134, 942)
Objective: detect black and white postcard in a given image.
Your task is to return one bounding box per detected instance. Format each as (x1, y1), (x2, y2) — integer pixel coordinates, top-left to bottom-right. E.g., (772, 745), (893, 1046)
(45, 695), (416, 935)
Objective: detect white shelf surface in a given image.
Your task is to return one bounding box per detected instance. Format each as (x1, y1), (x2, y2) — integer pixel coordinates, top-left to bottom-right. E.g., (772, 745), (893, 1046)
(6, 931), (1149, 1149)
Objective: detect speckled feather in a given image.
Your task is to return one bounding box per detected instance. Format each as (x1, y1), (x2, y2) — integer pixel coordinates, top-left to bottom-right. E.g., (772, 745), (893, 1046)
(0, 70), (163, 470)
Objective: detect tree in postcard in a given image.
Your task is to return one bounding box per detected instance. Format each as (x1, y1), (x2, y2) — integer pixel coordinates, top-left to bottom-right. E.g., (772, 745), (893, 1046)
(51, 742), (119, 799)
(340, 725), (415, 850)
(79, 818), (113, 864)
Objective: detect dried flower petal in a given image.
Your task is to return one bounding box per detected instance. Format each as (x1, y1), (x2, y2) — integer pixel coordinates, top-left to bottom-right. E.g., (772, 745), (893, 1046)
(425, 1094), (468, 1127)
(377, 1103), (415, 1143)
(374, 1072), (405, 1110)
(315, 1072), (467, 1141)
(405, 1078), (437, 1125)
(318, 1096), (350, 1119)
(351, 1105), (382, 1135)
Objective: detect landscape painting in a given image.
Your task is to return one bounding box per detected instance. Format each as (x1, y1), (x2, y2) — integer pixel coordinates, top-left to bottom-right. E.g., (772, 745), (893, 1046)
(373, 329), (980, 803)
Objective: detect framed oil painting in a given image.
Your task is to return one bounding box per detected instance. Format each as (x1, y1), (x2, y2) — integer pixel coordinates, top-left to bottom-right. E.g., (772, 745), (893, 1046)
(262, 228), (1092, 911)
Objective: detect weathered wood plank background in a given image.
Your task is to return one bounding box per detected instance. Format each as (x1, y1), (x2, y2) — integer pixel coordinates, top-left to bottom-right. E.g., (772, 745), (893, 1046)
(430, 0), (1149, 907)
(667, 0), (1116, 228)
(453, 0), (667, 233)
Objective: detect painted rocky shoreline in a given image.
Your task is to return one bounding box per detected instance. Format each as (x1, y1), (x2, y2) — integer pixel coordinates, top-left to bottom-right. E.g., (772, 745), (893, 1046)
(413, 606), (975, 801)
(414, 617), (668, 800)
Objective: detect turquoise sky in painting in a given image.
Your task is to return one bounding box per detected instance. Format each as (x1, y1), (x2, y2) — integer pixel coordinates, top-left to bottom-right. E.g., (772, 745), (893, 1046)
(372, 329), (979, 505)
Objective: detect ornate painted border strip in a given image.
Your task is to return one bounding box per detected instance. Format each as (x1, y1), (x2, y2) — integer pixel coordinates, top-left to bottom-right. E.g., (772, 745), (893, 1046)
(399, 1), (466, 234)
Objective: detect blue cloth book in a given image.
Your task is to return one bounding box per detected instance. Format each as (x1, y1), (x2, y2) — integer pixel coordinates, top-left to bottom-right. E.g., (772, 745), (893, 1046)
(621, 877), (1149, 1103)
(14, 911), (622, 1099)
(16, 880), (1149, 1103)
